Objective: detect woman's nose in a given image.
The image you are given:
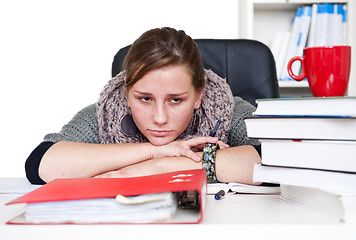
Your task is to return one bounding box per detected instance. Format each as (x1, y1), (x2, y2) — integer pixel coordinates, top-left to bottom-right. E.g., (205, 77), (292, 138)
(153, 103), (168, 125)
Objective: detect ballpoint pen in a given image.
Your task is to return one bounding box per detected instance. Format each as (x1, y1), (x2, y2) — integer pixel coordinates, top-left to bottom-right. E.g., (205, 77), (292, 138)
(214, 190), (225, 200)
(210, 119), (222, 137)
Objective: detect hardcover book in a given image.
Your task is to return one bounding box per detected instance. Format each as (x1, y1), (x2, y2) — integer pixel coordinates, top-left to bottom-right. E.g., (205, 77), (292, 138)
(280, 184), (356, 223)
(260, 139), (356, 173)
(244, 116), (356, 141)
(253, 97), (356, 117)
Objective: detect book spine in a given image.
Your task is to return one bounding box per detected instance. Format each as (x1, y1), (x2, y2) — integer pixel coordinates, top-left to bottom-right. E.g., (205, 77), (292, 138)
(315, 3), (328, 47)
(280, 7), (303, 82)
(293, 6), (312, 76)
(342, 4), (348, 45)
(307, 4), (318, 47)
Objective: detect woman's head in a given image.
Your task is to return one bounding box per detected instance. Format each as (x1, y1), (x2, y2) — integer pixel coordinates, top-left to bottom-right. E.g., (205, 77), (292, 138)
(123, 27), (205, 145)
(123, 27), (205, 92)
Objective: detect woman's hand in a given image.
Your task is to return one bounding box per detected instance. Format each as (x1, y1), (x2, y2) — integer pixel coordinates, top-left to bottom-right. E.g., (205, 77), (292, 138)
(217, 140), (230, 149)
(151, 136), (229, 162)
(94, 145), (261, 185)
(92, 137), (230, 179)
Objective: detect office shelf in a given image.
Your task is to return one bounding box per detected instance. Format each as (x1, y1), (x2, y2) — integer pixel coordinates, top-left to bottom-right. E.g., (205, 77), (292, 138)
(239, 0), (355, 97)
(279, 81), (309, 88)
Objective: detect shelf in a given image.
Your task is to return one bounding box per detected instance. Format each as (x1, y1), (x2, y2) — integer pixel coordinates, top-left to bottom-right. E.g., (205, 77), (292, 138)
(241, 0), (355, 96)
(288, 0), (347, 4)
(278, 81), (309, 88)
(253, 0), (347, 10)
(254, 3), (305, 10)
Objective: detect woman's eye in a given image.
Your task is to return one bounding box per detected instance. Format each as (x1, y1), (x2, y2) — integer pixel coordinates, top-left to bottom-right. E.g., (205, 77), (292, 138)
(170, 98), (182, 104)
(140, 97), (151, 102)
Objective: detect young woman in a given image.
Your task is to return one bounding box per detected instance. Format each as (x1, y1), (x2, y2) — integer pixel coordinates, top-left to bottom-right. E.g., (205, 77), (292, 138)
(25, 27), (261, 184)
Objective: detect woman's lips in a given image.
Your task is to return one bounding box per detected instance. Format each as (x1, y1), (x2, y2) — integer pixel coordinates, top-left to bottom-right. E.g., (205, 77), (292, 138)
(149, 130), (172, 137)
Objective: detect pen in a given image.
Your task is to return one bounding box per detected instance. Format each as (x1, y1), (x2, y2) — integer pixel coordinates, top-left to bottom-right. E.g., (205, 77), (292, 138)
(214, 190), (225, 200)
(210, 119), (222, 137)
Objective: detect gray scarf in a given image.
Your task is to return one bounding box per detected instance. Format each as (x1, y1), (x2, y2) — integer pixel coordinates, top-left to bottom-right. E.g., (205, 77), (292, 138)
(96, 69), (235, 144)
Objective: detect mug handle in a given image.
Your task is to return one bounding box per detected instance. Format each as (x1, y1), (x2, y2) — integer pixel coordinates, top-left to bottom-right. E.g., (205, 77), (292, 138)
(287, 56), (305, 81)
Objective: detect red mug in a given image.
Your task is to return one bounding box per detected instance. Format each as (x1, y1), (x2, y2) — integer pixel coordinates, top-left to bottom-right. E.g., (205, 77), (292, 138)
(287, 46), (351, 97)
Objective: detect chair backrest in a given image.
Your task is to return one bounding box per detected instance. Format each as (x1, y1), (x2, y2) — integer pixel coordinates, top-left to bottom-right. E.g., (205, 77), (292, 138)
(112, 39), (279, 106)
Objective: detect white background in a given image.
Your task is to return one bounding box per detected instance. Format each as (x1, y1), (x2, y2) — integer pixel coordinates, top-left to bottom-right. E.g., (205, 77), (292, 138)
(0, 0), (241, 177)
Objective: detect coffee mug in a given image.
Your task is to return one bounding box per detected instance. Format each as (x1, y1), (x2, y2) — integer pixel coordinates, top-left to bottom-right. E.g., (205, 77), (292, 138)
(287, 45), (351, 97)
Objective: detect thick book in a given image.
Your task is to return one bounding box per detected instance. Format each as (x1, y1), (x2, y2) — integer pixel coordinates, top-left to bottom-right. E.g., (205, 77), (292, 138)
(315, 3), (329, 46)
(280, 7), (303, 81)
(253, 164), (356, 194)
(207, 182), (280, 195)
(306, 4), (318, 47)
(244, 116), (356, 140)
(260, 139), (356, 173)
(253, 97), (356, 117)
(274, 31), (290, 79)
(294, 6), (312, 76)
(6, 169), (207, 224)
(328, 4), (344, 45)
(280, 184), (356, 223)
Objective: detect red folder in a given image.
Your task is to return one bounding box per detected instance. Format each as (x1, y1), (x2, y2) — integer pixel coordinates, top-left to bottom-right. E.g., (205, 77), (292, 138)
(7, 169), (207, 224)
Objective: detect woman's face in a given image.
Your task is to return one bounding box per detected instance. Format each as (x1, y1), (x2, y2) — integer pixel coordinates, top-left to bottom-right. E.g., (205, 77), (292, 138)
(127, 64), (203, 146)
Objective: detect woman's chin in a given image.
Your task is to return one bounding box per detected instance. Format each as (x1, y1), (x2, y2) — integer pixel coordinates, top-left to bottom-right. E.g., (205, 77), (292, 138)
(148, 136), (175, 146)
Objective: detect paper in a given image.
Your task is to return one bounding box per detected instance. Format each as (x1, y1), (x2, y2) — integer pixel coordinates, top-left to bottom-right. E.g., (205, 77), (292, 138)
(25, 192), (177, 223)
(207, 182), (280, 195)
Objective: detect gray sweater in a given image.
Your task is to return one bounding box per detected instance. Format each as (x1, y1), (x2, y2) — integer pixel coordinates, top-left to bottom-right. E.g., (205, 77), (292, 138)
(44, 97), (259, 147)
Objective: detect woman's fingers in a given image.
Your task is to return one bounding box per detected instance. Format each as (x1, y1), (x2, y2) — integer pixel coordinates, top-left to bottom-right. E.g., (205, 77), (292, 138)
(153, 136), (227, 162)
(217, 141), (230, 149)
(186, 136), (218, 147)
(179, 148), (202, 162)
(178, 137), (220, 162)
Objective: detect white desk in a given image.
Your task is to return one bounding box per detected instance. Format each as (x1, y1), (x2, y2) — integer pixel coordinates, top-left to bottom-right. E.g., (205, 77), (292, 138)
(1, 178), (356, 240)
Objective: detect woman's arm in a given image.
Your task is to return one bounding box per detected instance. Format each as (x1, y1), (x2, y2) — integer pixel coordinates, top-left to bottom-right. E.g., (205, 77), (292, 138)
(39, 141), (152, 182)
(39, 136), (219, 183)
(215, 145), (261, 183)
(94, 145), (261, 185)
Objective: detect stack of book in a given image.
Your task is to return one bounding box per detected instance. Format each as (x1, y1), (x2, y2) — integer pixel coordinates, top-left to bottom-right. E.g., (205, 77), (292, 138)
(244, 97), (356, 223)
(271, 3), (347, 81)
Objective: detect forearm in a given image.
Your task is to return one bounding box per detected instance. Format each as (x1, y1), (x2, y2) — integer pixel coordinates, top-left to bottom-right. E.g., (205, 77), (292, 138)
(39, 141), (153, 182)
(96, 145), (261, 184)
(156, 145), (261, 184)
(163, 145), (261, 184)
(215, 145), (261, 184)
(39, 136), (218, 182)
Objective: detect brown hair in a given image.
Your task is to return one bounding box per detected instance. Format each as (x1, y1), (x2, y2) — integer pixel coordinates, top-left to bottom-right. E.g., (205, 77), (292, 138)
(122, 27), (205, 91)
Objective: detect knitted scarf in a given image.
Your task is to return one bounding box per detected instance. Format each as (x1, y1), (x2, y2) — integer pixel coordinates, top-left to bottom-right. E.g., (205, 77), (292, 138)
(96, 69), (235, 144)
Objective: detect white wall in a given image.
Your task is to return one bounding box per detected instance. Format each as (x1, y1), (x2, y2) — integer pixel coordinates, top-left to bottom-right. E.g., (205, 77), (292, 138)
(0, 0), (240, 177)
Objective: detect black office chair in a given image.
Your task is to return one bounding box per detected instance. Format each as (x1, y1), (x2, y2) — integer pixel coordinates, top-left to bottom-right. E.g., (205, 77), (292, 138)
(112, 39), (279, 106)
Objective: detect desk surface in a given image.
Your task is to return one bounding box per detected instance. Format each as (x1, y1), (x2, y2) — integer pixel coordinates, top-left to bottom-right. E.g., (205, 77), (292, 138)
(1, 178), (356, 240)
